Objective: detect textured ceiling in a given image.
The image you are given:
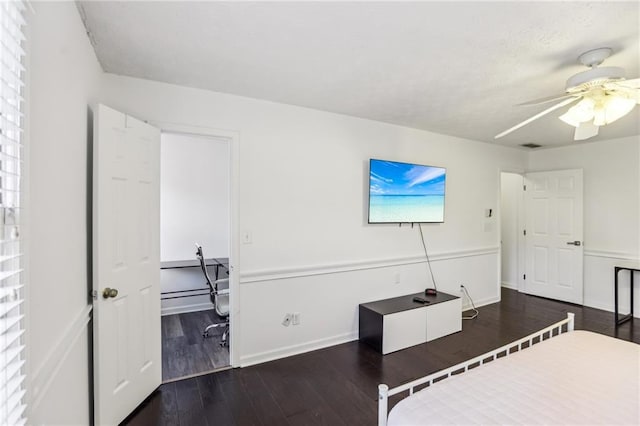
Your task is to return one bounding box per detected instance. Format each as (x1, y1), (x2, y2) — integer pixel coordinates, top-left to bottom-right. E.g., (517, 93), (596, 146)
(77, 1), (640, 148)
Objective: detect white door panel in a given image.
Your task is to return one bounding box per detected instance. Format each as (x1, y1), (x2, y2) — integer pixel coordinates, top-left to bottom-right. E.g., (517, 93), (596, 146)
(525, 170), (583, 304)
(93, 104), (161, 425)
(533, 246), (548, 283)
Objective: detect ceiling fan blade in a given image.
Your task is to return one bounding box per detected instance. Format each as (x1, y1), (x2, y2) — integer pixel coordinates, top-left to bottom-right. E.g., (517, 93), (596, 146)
(495, 97), (580, 139)
(517, 92), (576, 106)
(604, 79), (640, 103)
(612, 77), (640, 89)
(574, 121), (599, 141)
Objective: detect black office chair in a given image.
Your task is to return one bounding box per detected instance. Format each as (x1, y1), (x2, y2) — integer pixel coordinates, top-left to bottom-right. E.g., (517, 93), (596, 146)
(195, 244), (229, 346)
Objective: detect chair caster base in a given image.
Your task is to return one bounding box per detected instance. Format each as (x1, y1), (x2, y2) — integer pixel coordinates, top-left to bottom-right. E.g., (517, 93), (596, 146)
(202, 323), (229, 346)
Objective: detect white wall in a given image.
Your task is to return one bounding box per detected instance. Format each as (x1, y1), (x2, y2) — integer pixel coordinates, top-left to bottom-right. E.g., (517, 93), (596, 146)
(500, 172), (523, 289)
(528, 136), (640, 317)
(159, 267), (210, 316)
(160, 264), (229, 316)
(161, 132), (230, 261)
(27, 2), (102, 424)
(98, 74), (527, 365)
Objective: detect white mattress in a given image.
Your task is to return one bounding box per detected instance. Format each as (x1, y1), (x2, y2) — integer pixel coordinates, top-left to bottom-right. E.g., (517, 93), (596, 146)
(388, 331), (640, 425)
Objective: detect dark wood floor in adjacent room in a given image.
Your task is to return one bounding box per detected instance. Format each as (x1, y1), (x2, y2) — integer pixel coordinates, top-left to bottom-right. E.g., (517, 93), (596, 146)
(162, 310), (230, 382)
(123, 288), (640, 426)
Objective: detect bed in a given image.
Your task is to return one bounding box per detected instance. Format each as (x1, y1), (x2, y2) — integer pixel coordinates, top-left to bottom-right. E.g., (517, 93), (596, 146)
(378, 313), (640, 425)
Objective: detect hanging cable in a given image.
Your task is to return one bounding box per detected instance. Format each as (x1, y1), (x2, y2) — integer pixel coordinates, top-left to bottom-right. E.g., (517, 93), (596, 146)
(418, 224), (438, 291)
(461, 285), (479, 320)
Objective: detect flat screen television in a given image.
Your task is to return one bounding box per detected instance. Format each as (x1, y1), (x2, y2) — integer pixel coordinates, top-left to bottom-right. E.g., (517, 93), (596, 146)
(368, 159), (446, 223)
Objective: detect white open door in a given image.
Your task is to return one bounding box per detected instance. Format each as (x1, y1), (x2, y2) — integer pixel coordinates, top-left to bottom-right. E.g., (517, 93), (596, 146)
(524, 169), (584, 304)
(93, 104), (161, 425)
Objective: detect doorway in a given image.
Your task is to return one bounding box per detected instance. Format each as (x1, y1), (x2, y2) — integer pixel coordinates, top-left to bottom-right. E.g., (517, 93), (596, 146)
(499, 169), (585, 303)
(159, 131), (231, 382)
(500, 172), (524, 291)
(522, 169), (584, 304)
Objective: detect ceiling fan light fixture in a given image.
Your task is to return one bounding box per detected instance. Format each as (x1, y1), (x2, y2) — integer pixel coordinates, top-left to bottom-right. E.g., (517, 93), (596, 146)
(559, 97), (595, 127)
(597, 95), (636, 125)
(560, 93), (636, 129)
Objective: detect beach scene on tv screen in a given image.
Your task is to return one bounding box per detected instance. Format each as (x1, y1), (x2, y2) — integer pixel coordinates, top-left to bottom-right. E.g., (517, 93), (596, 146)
(369, 160), (446, 223)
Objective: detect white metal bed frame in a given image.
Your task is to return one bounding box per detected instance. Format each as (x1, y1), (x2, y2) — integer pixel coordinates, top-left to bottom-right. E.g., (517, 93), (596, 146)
(377, 312), (575, 426)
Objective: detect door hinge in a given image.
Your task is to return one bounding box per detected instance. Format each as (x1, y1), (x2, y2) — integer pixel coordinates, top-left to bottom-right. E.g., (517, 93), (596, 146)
(523, 229), (527, 236)
(523, 274), (526, 280)
(523, 184), (527, 191)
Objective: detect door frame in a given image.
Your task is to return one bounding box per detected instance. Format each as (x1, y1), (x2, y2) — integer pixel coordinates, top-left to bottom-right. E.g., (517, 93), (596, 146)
(153, 121), (241, 368)
(497, 168), (526, 296)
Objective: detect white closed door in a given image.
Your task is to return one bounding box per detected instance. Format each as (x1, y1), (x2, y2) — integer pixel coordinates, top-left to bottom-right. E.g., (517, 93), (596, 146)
(93, 104), (161, 425)
(524, 169), (584, 304)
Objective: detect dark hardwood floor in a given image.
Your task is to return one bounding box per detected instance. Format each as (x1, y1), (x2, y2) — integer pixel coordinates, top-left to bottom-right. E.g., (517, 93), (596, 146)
(162, 310), (230, 382)
(125, 288), (639, 425)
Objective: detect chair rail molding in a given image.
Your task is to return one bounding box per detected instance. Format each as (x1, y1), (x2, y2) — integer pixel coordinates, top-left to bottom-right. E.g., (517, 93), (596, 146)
(584, 249), (639, 261)
(239, 246), (500, 284)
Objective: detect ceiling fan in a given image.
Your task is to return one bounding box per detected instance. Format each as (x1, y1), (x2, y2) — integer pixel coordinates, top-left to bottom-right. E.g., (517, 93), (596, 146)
(495, 47), (640, 141)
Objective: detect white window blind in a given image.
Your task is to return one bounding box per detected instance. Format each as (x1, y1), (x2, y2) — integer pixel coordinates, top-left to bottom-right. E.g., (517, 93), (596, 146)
(0, 1), (26, 425)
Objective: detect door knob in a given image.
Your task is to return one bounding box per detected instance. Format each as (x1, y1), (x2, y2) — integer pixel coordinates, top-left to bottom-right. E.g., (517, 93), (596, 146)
(102, 287), (119, 299)
(566, 241), (581, 246)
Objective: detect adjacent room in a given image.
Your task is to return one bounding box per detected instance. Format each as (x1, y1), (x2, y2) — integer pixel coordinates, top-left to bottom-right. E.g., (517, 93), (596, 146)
(5, 1), (639, 425)
(159, 131), (232, 381)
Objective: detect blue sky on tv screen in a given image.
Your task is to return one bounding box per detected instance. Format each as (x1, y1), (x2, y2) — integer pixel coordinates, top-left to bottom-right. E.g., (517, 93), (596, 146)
(370, 160), (445, 196)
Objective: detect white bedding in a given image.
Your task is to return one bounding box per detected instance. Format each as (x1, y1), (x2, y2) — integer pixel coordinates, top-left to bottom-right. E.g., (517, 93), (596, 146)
(388, 331), (640, 425)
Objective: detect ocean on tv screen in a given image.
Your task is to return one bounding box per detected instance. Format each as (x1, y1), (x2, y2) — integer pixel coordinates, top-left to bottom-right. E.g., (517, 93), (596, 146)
(369, 194), (444, 223)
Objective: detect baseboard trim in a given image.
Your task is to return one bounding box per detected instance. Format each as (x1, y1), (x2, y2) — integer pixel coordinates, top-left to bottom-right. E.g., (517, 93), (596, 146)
(239, 296), (500, 367)
(501, 282), (518, 290)
(462, 295), (499, 312)
(161, 302), (212, 316)
(30, 304), (93, 410)
(240, 246), (500, 284)
(583, 300), (640, 319)
(239, 331), (359, 367)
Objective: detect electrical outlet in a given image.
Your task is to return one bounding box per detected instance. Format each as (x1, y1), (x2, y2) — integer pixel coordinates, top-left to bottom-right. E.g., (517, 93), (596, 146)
(292, 312), (300, 325)
(282, 313), (292, 327)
